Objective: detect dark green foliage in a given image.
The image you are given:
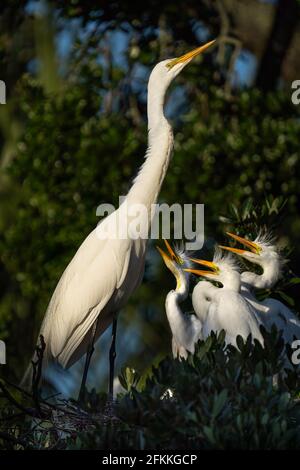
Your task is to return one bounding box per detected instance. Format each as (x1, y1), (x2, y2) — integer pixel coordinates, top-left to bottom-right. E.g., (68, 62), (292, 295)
(1, 329), (299, 450)
(67, 330), (300, 450)
(1, 73), (300, 381)
(1, 0), (300, 385)
(1, 0), (300, 451)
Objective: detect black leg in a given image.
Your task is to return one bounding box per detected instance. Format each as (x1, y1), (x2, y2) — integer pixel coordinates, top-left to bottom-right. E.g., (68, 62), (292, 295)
(108, 317), (118, 399)
(78, 318), (99, 404)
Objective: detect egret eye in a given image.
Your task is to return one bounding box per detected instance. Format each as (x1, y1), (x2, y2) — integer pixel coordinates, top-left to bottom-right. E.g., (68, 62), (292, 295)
(166, 58), (178, 70)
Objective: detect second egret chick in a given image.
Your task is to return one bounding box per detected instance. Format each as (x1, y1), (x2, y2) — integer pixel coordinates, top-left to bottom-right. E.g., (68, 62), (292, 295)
(185, 251), (264, 347)
(220, 232), (300, 344)
(157, 240), (202, 360)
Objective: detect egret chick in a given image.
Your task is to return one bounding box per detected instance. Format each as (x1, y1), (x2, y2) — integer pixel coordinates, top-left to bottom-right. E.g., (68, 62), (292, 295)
(185, 251), (264, 347)
(157, 240), (202, 359)
(220, 232), (300, 344)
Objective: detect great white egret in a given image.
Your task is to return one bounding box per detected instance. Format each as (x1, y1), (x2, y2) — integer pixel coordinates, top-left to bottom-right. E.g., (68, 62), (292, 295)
(185, 251), (264, 347)
(220, 232), (300, 344)
(21, 40), (216, 399)
(157, 240), (202, 359)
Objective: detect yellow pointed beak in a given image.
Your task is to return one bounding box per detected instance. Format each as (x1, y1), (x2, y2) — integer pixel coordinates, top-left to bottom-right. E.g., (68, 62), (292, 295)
(218, 245), (246, 255)
(156, 245), (171, 264)
(156, 240), (182, 288)
(219, 232), (261, 255)
(163, 238), (177, 260)
(156, 239), (180, 264)
(184, 258), (219, 276)
(167, 39), (216, 69)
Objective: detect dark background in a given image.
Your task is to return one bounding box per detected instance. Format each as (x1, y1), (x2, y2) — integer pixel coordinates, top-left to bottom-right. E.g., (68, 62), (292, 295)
(0, 0), (300, 397)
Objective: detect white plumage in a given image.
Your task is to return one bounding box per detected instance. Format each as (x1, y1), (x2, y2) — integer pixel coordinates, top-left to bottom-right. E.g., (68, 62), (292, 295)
(22, 41), (215, 388)
(188, 251), (264, 347)
(221, 232), (300, 345)
(157, 241), (202, 359)
(158, 242), (263, 360)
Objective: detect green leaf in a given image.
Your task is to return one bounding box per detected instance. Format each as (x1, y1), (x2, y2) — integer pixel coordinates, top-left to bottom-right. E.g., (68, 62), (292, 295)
(211, 390), (228, 419)
(278, 291), (295, 307)
(203, 426), (215, 444)
(236, 335), (245, 351)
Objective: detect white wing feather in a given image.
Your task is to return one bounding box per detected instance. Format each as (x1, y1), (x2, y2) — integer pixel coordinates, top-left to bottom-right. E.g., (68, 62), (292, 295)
(202, 290), (263, 346)
(40, 213), (145, 368)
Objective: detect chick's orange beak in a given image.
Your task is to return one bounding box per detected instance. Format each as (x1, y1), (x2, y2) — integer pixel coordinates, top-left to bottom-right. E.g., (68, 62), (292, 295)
(156, 245), (170, 264)
(156, 239), (180, 264)
(163, 239), (177, 260)
(219, 232), (261, 255)
(184, 258), (219, 277)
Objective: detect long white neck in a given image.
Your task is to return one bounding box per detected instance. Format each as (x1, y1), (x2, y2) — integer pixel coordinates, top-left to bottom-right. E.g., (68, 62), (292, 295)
(221, 272), (241, 292)
(241, 259), (280, 290)
(165, 272), (194, 347)
(166, 270), (189, 323)
(127, 75), (173, 211)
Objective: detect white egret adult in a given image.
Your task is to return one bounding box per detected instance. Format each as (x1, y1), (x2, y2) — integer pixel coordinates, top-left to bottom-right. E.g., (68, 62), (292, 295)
(185, 251), (264, 347)
(22, 40), (216, 399)
(220, 232), (300, 344)
(157, 240), (202, 359)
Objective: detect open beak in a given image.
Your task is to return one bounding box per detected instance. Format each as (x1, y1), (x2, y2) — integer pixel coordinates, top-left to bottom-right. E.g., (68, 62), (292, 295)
(156, 239), (179, 264)
(219, 232), (261, 255)
(156, 245), (171, 264)
(167, 39), (216, 69)
(184, 258), (219, 277)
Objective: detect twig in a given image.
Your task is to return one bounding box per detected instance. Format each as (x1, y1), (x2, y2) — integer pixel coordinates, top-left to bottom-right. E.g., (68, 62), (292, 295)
(0, 381), (37, 418)
(2, 378), (91, 418)
(31, 334), (46, 414)
(215, 0), (231, 65)
(0, 431), (31, 449)
(66, 21), (105, 80)
(0, 411), (27, 422)
(214, 0), (242, 95)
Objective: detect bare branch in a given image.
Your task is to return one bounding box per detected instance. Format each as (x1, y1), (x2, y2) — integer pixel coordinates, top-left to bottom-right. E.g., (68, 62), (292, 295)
(0, 431), (30, 449)
(31, 334), (46, 414)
